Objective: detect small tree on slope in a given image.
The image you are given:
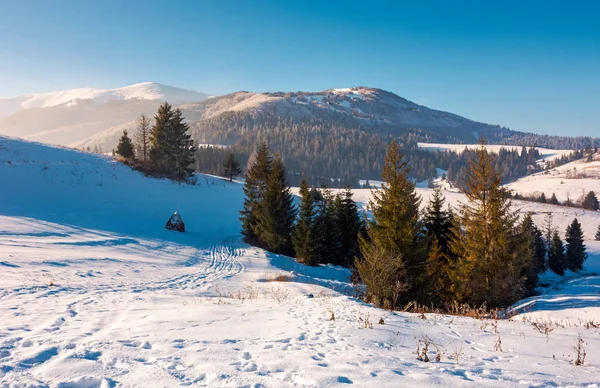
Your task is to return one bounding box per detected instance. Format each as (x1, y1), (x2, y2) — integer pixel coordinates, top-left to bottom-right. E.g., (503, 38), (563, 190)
(255, 156), (296, 255)
(116, 129), (135, 160)
(596, 224), (600, 241)
(582, 191), (599, 211)
(293, 179), (318, 266)
(565, 218), (587, 272)
(548, 230), (567, 276)
(240, 143), (272, 245)
(134, 113), (151, 163)
(223, 152), (242, 182)
(520, 213), (546, 297)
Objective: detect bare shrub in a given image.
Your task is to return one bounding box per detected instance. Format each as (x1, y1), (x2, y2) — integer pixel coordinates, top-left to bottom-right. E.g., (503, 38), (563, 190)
(574, 334), (586, 366)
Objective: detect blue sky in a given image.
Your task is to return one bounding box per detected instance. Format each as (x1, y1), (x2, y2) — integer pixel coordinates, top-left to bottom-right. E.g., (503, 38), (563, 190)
(0, 0), (598, 136)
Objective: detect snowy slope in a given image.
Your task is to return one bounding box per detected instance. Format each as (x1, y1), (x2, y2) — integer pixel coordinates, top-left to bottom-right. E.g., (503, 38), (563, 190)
(506, 154), (600, 202)
(0, 82), (210, 115)
(1, 137), (600, 386)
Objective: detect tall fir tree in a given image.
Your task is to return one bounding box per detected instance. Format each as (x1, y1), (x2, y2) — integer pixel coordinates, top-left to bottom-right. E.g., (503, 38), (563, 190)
(240, 143), (272, 245)
(336, 187), (365, 267)
(548, 230), (567, 275)
(313, 186), (342, 265)
(223, 152), (242, 182)
(134, 113), (151, 163)
(255, 157), (296, 255)
(115, 129), (135, 159)
(422, 188), (455, 305)
(149, 102), (195, 181)
(565, 218), (587, 272)
(449, 140), (528, 308)
(356, 140), (424, 309)
(520, 213), (546, 297)
(293, 179), (318, 266)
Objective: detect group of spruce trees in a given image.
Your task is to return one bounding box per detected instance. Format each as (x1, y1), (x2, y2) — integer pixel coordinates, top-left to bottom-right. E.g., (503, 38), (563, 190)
(356, 140), (589, 310)
(542, 215), (589, 276)
(115, 102), (195, 182)
(239, 143), (364, 267)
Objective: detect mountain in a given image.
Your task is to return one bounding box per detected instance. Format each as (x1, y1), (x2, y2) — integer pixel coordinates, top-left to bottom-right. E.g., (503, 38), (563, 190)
(0, 82), (211, 149)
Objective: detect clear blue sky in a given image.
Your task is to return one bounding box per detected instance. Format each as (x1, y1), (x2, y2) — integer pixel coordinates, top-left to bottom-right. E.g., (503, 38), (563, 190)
(0, 0), (598, 136)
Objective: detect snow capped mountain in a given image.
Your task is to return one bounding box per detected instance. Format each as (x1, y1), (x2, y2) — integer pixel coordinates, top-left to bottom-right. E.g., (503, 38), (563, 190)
(0, 82), (210, 117)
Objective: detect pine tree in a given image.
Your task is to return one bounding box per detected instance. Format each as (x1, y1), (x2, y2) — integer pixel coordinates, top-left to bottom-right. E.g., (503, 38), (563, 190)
(565, 218), (587, 272)
(596, 224), (600, 241)
(313, 186), (342, 265)
(422, 188), (454, 304)
(293, 179), (318, 266)
(134, 113), (151, 163)
(449, 140), (528, 307)
(223, 152), (242, 182)
(539, 192), (547, 203)
(240, 143), (272, 245)
(520, 213), (546, 297)
(549, 193), (559, 205)
(357, 140), (423, 309)
(149, 102), (195, 181)
(255, 157), (296, 255)
(336, 187), (365, 267)
(543, 213), (554, 248)
(582, 191), (599, 210)
(115, 130), (135, 159)
(548, 230), (567, 275)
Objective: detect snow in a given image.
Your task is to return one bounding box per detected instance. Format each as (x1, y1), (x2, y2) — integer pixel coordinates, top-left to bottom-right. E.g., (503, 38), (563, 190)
(3, 82), (210, 112)
(1, 136), (600, 386)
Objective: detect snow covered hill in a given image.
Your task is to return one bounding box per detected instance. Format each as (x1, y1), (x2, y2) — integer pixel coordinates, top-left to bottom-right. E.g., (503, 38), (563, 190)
(0, 83), (211, 151)
(1, 136), (600, 386)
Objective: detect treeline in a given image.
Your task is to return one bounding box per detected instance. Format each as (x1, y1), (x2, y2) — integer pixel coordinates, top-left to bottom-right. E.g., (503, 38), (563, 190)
(513, 190), (599, 210)
(114, 102), (196, 182)
(193, 114), (553, 187)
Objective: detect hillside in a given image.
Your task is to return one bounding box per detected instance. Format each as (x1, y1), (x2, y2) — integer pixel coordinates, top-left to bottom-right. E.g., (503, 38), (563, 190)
(0, 83), (210, 149)
(1, 136), (600, 386)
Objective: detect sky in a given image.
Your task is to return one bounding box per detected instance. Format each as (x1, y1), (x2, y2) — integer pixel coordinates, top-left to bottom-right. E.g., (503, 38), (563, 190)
(0, 0), (598, 136)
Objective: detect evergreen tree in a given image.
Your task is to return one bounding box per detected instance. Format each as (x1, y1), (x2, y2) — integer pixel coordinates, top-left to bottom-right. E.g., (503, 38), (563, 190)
(548, 230), (567, 275)
(115, 129), (135, 159)
(293, 179), (318, 266)
(449, 140), (528, 307)
(565, 218), (587, 272)
(223, 152), (242, 182)
(336, 187), (365, 267)
(240, 143), (272, 245)
(422, 188), (455, 305)
(582, 191), (599, 210)
(134, 113), (151, 163)
(149, 102), (195, 181)
(255, 157), (296, 255)
(520, 213), (546, 297)
(596, 224), (600, 241)
(356, 140), (424, 309)
(313, 186), (342, 265)
(549, 193), (559, 205)
(539, 192), (547, 203)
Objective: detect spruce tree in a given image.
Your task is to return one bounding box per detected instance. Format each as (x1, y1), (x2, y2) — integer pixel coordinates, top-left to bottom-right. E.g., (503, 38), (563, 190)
(449, 140), (528, 307)
(149, 102), (195, 181)
(357, 140), (423, 309)
(336, 187), (365, 267)
(313, 186), (342, 265)
(548, 230), (567, 275)
(582, 191), (599, 210)
(255, 157), (296, 255)
(549, 193), (559, 205)
(134, 113), (151, 163)
(565, 218), (587, 272)
(116, 129), (135, 159)
(293, 179), (318, 266)
(423, 188), (454, 305)
(596, 224), (600, 241)
(223, 152), (242, 182)
(240, 143), (272, 245)
(520, 213), (546, 297)
(539, 192), (547, 203)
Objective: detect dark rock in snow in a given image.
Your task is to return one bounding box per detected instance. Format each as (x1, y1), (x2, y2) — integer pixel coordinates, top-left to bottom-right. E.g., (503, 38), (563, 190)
(166, 212), (185, 232)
